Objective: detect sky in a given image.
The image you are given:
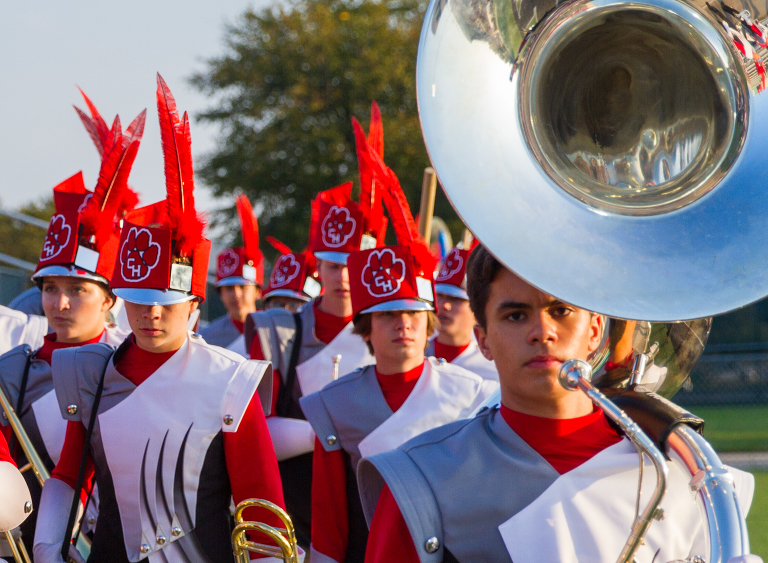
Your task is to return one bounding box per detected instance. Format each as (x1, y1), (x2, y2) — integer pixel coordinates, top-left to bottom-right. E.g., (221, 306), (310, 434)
(0, 1), (273, 228)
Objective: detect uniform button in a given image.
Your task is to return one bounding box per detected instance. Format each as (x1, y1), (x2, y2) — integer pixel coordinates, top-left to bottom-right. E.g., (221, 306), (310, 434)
(87, 517), (95, 525)
(67, 405), (78, 415)
(326, 434), (338, 446)
(171, 527), (182, 537)
(425, 537), (440, 553)
(156, 535), (166, 545)
(437, 358), (447, 365)
(191, 333), (202, 339)
(24, 501), (32, 514)
(140, 544), (150, 554)
(223, 414), (234, 425)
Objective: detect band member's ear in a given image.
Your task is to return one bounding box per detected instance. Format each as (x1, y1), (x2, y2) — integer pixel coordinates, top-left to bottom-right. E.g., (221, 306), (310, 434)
(587, 313), (603, 354)
(475, 324), (493, 362)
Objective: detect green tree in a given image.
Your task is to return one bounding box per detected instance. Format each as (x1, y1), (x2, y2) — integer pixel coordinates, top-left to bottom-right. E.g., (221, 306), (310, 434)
(0, 196), (55, 267)
(192, 0), (461, 256)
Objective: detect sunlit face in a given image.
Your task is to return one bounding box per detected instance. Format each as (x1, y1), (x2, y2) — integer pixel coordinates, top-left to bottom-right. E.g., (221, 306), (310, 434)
(365, 310), (428, 374)
(436, 293), (476, 344)
(264, 295), (306, 312)
(475, 269), (601, 415)
(219, 284), (260, 322)
(317, 260), (350, 301)
(123, 299), (199, 353)
(41, 277), (114, 344)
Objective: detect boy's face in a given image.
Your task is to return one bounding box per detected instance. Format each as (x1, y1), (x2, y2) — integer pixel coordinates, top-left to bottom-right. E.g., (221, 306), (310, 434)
(366, 310), (428, 373)
(219, 283), (260, 322)
(475, 268), (601, 415)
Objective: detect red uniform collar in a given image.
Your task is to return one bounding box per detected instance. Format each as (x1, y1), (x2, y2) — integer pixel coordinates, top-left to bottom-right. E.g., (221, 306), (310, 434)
(433, 340), (470, 364)
(375, 361), (425, 412)
(313, 299), (352, 344)
(36, 331), (104, 365)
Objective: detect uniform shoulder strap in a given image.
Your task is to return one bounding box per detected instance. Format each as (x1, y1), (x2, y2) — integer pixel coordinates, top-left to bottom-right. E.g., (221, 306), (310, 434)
(275, 312), (303, 417)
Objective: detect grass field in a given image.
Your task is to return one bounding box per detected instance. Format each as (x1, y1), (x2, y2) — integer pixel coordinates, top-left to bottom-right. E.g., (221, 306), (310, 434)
(688, 405), (768, 452)
(748, 471), (767, 558)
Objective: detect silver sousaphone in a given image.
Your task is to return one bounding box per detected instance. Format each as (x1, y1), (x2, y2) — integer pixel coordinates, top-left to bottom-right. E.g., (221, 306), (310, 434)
(417, 0), (766, 559)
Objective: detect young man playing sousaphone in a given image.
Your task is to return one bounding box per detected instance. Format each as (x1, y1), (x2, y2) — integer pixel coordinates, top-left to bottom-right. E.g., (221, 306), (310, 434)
(245, 103), (389, 549)
(200, 194), (264, 355)
(299, 122), (498, 563)
(0, 91), (142, 554)
(33, 76), (284, 563)
(358, 244), (759, 563)
(426, 243), (498, 381)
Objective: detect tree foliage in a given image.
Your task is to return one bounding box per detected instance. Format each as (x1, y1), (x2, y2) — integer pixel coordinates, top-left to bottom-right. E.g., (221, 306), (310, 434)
(192, 0), (461, 255)
(0, 196), (55, 267)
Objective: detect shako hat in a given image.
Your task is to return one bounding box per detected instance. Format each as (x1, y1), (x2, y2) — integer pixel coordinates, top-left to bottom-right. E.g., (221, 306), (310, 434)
(262, 237), (321, 304)
(434, 238), (479, 300)
(311, 103), (388, 265)
(215, 195), (264, 287)
(33, 90), (145, 286)
(111, 75), (211, 306)
(347, 109), (438, 317)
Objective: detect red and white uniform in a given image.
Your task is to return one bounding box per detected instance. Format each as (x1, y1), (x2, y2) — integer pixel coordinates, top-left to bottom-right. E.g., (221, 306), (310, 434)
(0, 305), (48, 356)
(425, 337), (497, 381)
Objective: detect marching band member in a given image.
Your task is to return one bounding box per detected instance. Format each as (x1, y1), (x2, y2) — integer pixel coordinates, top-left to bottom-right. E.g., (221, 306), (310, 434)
(245, 103), (388, 548)
(200, 195), (264, 354)
(33, 75), (283, 563)
(261, 237), (321, 312)
(426, 244), (498, 381)
(300, 124), (497, 563)
(358, 244), (758, 563)
(0, 93), (144, 552)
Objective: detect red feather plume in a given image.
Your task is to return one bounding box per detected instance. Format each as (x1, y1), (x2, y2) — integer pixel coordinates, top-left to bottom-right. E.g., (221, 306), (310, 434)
(368, 101), (384, 159)
(74, 87), (111, 157)
(156, 74), (205, 256)
(353, 119), (435, 275)
(236, 194), (263, 265)
(79, 109), (146, 250)
(266, 236), (293, 256)
(353, 115), (386, 235)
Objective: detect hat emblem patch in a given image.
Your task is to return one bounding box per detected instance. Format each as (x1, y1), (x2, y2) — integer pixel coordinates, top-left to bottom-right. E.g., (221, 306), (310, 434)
(40, 215), (72, 261)
(321, 206), (356, 248)
(120, 227), (161, 282)
(437, 248), (463, 281)
(218, 248), (240, 278)
(271, 254), (301, 287)
(362, 248), (406, 297)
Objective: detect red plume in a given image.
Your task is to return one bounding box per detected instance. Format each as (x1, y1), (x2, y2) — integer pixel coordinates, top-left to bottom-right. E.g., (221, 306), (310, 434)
(156, 74), (205, 256)
(353, 114), (386, 235)
(368, 101), (384, 159)
(74, 87), (111, 157)
(266, 236), (293, 256)
(236, 194), (263, 265)
(353, 120), (435, 275)
(79, 109), (146, 250)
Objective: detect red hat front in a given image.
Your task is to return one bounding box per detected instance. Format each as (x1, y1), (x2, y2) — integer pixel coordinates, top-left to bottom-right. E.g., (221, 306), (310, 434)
(33, 95), (144, 286)
(263, 238), (322, 304)
(215, 195), (264, 287)
(435, 247), (471, 300)
(111, 75), (210, 305)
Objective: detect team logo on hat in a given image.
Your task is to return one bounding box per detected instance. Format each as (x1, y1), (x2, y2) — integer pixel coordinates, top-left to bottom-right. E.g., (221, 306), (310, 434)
(40, 215), (72, 262)
(217, 248), (240, 278)
(120, 227), (161, 282)
(271, 254), (302, 287)
(321, 206), (357, 248)
(437, 247), (464, 281)
(362, 248), (406, 297)
(77, 194), (93, 214)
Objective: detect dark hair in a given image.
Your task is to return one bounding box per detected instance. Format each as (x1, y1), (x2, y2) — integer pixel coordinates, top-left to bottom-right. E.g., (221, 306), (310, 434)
(466, 244), (504, 329)
(353, 310), (440, 355)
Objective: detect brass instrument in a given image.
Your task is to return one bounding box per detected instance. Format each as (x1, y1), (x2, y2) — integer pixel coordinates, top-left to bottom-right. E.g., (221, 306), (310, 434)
(232, 499), (300, 563)
(417, 0), (762, 557)
(0, 378), (91, 562)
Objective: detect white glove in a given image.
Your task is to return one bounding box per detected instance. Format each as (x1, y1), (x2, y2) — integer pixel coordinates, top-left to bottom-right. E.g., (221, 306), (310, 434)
(33, 478), (85, 563)
(0, 461), (32, 532)
(727, 557), (763, 563)
(266, 417), (316, 460)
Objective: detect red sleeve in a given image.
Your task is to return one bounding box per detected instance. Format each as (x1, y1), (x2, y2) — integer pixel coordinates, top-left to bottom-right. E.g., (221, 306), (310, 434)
(0, 430), (14, 465)
(365, 485), (420, 563)
(223, 391), (285, 532)
(249, 333), (266, 361)
(311, 437), (348, 561)
(50, 421), (94, 502)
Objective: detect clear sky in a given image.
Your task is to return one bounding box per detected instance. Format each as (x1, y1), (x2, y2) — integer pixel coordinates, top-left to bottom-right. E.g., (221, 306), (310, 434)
(0, 1), (272, 222)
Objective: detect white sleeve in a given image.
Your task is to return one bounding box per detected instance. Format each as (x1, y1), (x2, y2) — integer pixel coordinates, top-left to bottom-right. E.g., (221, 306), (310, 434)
(33, 478), (85, 563)
(266, 417), (316, 460)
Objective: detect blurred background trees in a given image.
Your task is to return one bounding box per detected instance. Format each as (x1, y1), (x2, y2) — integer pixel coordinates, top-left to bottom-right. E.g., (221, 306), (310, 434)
(191, 0), (461, 256)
